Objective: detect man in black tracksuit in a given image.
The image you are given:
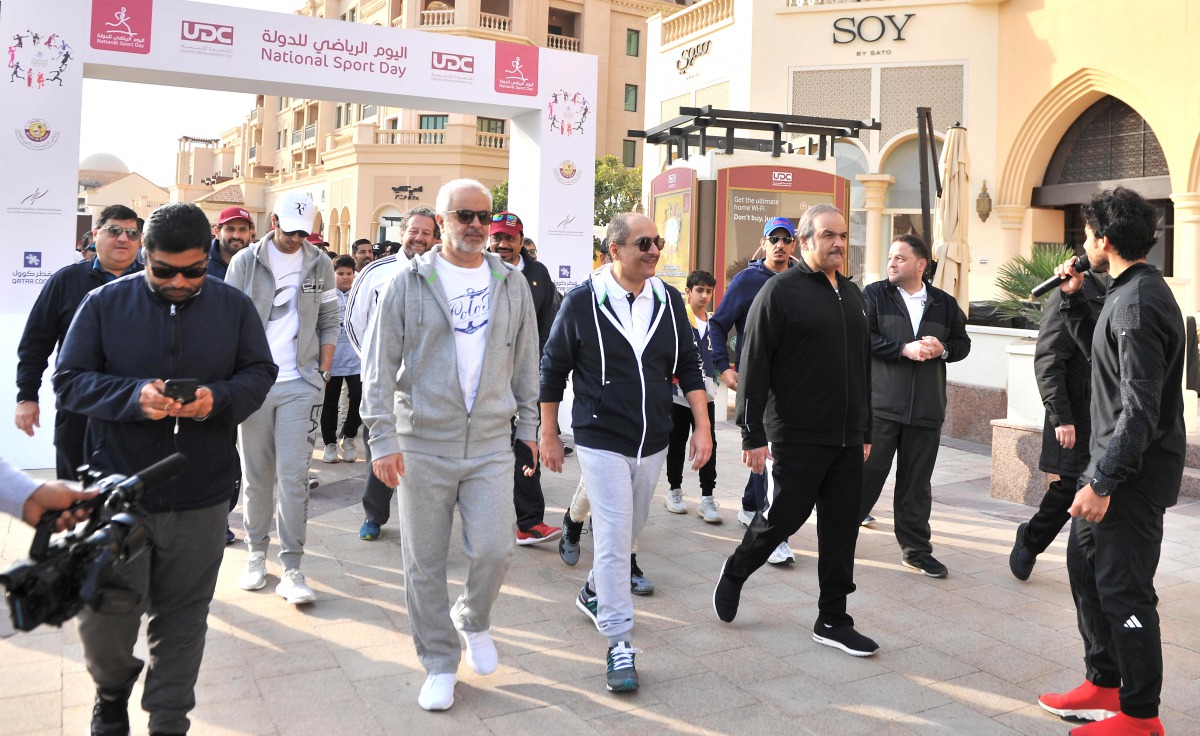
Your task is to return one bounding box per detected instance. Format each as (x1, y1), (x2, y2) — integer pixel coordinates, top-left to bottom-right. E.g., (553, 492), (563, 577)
(1036, 187), (1183, 736)
(713, 204), (879, 657)
(860, 234), (970, 578)
(1010, 269), (1109, 581)
(15, 204), (143, 479)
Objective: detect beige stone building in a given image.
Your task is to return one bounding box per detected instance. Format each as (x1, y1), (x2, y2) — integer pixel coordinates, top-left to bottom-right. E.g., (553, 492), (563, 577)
(171, 0), (686, 249)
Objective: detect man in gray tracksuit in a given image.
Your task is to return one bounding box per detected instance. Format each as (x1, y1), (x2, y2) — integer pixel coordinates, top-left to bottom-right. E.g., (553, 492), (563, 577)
(225, 191), (339, 606)
(361, 179), (540, 712)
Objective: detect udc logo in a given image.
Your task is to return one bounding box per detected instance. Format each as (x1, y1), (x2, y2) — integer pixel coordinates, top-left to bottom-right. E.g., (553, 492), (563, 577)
(181, 21), (234, 46)
(771, 171), (793, 185)
(431, 52), (473, 73)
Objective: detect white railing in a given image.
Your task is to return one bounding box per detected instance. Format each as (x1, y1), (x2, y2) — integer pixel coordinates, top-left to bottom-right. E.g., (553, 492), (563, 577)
(304, 124), (316, 142)
(546, 33), (580, 52)
(662, 0), (733, 45)
(475, 132), (509, 149)
(479, 11), (510, 31)
(421, 9), (455, 27)
(330, 133), (353, 148)
(377, 129), (446, 145)
(786, 0), (888, 5)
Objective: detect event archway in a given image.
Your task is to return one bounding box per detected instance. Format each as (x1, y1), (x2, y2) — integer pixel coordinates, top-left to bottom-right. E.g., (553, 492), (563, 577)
(2, 0), (597, 467)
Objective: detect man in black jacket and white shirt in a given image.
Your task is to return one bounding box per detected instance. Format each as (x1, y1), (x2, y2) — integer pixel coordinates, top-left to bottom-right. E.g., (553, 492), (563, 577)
(540, 212), (711, 693)
(860, 234), (970, 578)
(1036, 187), (1183, 736)
(713, 203), (879, 658)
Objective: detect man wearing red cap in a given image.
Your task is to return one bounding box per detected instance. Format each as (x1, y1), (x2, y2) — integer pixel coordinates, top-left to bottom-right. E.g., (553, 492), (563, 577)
(208, 206), (253, 281)
(489, 211), (562, 545)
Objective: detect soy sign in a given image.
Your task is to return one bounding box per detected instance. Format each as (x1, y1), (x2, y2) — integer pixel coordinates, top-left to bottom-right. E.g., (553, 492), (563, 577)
(677, 40), (711, 74)
(831, 14), (915, 44)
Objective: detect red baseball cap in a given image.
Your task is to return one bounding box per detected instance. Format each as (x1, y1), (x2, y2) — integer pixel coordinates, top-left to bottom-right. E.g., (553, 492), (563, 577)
(216, 206), (253, 227)
(305, 234), (328, 247)
(488, 211), (523, 240)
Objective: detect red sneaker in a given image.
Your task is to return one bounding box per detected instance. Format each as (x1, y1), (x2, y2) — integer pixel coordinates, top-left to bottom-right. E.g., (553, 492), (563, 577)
(1039, 681), (1121, 722)
(516, 522), (562, 546)
(1070, 712), (1165, 736)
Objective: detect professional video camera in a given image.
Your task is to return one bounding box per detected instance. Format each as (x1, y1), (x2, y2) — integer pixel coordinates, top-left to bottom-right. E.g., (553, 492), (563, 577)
(0, 453), (187, 632)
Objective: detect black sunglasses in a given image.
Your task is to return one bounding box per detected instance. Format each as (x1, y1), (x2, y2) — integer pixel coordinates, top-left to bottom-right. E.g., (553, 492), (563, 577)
(147, 256), (207, 280)
(767, 235), (795, 245)
(447, 209), (492, 225)
(100, 225), (141, 240)
(613, 236), (665, 252)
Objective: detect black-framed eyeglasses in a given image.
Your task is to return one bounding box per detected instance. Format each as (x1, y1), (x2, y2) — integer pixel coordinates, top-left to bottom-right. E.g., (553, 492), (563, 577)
(767, 235), (795, 245)
(147, 255), (207, 280)
(491, 213), (522, 227)
(100, 225), (141, 240)
(281, 229), (309, 237)
(447, 209), (492, 225)
(613, 236), (665, 252)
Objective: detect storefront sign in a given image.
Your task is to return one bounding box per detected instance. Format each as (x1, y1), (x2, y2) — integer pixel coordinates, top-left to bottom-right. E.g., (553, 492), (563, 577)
(677, 40), (710, 74)
(832, 14), (915, 44)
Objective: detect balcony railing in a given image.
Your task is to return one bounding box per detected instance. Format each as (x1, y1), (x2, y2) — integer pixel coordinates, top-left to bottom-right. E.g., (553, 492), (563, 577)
(479, 11), (510, 32)
(304, 124), (316, 142)
(475, 132), (509, 149)
(249, 109), (258, 122)
(377, 129), (446, 145)
(662, 0), (733, 45)
(291, 130), (302, 146)
(786, 0), (887, 5)
(421, 9), (455, 27)
(546, 33), (580, 52)
(248, 145), (256, 161)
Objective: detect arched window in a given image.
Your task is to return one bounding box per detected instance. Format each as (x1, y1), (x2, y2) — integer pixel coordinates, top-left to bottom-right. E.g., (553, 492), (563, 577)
(1043, 97), (1168, 186)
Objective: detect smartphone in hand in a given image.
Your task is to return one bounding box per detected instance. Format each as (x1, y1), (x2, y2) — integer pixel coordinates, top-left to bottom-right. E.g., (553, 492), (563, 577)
(163, 378), (199, 403)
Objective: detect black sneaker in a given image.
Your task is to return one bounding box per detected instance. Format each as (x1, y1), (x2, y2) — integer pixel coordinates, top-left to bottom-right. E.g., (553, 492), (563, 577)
(559, 511), (584, 567)
(902, 555), (948, 578)
(1009, 522), (1036, 581)
(576, 582), (599, 629)
(225, 527), (236, 545)
(713, 560), (744, 623)
(606, 641), (641, 692)
(812, 622), (879, 657)
(630, 554), (654, 596)
(90, 689), (131, 736)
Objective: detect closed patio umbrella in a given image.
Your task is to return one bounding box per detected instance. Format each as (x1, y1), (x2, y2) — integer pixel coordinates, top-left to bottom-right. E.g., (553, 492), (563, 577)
(931, 125), (970, 312)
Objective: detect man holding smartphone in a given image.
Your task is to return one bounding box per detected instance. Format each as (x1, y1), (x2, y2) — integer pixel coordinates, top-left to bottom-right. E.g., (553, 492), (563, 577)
(226, 192), (339, 606)
(54, 202), (276, 736)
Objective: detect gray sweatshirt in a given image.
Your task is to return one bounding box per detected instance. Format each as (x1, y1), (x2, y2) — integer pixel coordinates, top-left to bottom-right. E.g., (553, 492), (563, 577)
(361, 248), (540, 460)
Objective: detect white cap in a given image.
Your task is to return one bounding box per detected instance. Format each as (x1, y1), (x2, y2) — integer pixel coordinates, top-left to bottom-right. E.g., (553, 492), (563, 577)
(273, 191), (316, 234)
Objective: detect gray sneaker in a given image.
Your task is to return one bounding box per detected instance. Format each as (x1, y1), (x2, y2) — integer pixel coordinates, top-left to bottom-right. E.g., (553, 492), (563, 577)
(559, 510), (584, 566)
(321, 443), (339, 463)
(697, 496), (721, 523)
(606, 641), (641, 692)
(767, 541), (795, 565)
(630, 554), (654, 595)
(238, 554), (267, 591)
(665, 488), (686, 514)
(341, 437), (357, 463)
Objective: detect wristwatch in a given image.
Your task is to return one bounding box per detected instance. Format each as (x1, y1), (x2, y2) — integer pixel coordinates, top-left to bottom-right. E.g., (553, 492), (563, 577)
(319, 370), (331, 382)
(1090, 476), (1116, 497)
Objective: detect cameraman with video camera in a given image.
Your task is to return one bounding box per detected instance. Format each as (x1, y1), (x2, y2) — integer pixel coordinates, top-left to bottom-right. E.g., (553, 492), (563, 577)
(53, 202), (277, 736)
(0, 456), (93, 529)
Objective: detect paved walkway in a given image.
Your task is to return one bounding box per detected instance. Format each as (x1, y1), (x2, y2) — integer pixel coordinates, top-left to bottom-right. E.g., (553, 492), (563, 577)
(3, 425), (1200, 735)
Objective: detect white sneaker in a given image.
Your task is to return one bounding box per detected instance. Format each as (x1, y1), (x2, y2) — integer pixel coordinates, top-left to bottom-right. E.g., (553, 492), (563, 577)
(737, 509), (755, 527)
(664, 488), (687, 514)
(418, 673), (457, 711)
(321, 443), (339, 463)
(276, 569), (316, 604)
(341, 437), (357, 463)
(767, 541), (795, 565)
(238, 554), (267, 590)
(698, 496), (722, 523)
(454, 621), (498, 676)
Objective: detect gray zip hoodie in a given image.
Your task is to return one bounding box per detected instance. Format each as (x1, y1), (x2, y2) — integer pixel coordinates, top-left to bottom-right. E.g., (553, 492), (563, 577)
(225, 232), (339, 391)
(361, 247), (540, 460)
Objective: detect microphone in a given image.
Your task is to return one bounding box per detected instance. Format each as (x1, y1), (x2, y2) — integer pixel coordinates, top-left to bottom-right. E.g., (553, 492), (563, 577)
(1030, 254), (1091, 298)
(112, 453), (188, 501)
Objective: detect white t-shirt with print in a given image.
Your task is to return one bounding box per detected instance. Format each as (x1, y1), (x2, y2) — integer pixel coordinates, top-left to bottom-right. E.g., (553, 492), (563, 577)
(436, 255), (492, 412)
(266, 244), (304, 382)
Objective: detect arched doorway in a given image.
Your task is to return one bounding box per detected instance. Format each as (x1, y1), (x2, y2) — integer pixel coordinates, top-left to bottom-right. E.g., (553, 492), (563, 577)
(1033, 96), (1173, 273)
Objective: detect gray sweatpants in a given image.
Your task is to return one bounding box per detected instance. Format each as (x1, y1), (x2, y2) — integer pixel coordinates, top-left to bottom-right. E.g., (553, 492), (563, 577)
(398, 449), (515, 674)
(78, 503), (226, 734)
(577, 446), (667, 645)
(240, 378), (322, 570)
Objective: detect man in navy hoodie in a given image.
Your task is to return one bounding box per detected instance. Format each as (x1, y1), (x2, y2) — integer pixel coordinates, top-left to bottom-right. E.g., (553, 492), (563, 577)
(541, 212), (712, 693)
(709, 216), (797, 563)
(54, 202), (276, 736)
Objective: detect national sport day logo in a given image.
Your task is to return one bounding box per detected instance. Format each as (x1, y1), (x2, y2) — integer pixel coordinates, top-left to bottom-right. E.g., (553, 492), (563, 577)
(494, 41), (537, 96)
(15, 118), (60, 150)
(91, 0), (152, 54)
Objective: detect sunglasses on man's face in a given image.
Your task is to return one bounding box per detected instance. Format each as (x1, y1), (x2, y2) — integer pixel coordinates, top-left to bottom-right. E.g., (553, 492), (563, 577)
(448, 209), (492, 225)
(147, 256), (207, 280)
(100, 225), (141, 240)
(613, 236), (665, 252)
(767, 235), (795, 245)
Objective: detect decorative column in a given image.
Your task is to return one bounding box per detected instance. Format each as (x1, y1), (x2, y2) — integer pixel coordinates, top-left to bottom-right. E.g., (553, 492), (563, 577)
(1171, 192), (1200, 314)
(995, 204), (1027, 265)
(857, 174), (894, 284)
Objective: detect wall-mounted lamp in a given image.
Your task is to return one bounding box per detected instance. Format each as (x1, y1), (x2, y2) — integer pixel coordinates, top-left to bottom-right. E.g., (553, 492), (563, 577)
(976, 180), (992, 223)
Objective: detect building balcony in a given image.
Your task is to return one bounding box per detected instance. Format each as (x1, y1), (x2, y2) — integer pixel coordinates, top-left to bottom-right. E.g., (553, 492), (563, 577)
(305, 124), (316, 142)
(661, 0), (734, 46)
(248, 145), (257, 161)
(479, 11), (510, 32)
(546, 33), (580, 52)
(291, 130), (302, 146)
(475, 131), (509, 149)
(420, 8), (455, 27)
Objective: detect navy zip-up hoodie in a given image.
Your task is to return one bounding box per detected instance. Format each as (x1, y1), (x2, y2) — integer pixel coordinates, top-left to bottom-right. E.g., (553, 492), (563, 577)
(710, 258), (792, 373)
(53, 273), (277, 512)
(540, 269), (705, 459)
